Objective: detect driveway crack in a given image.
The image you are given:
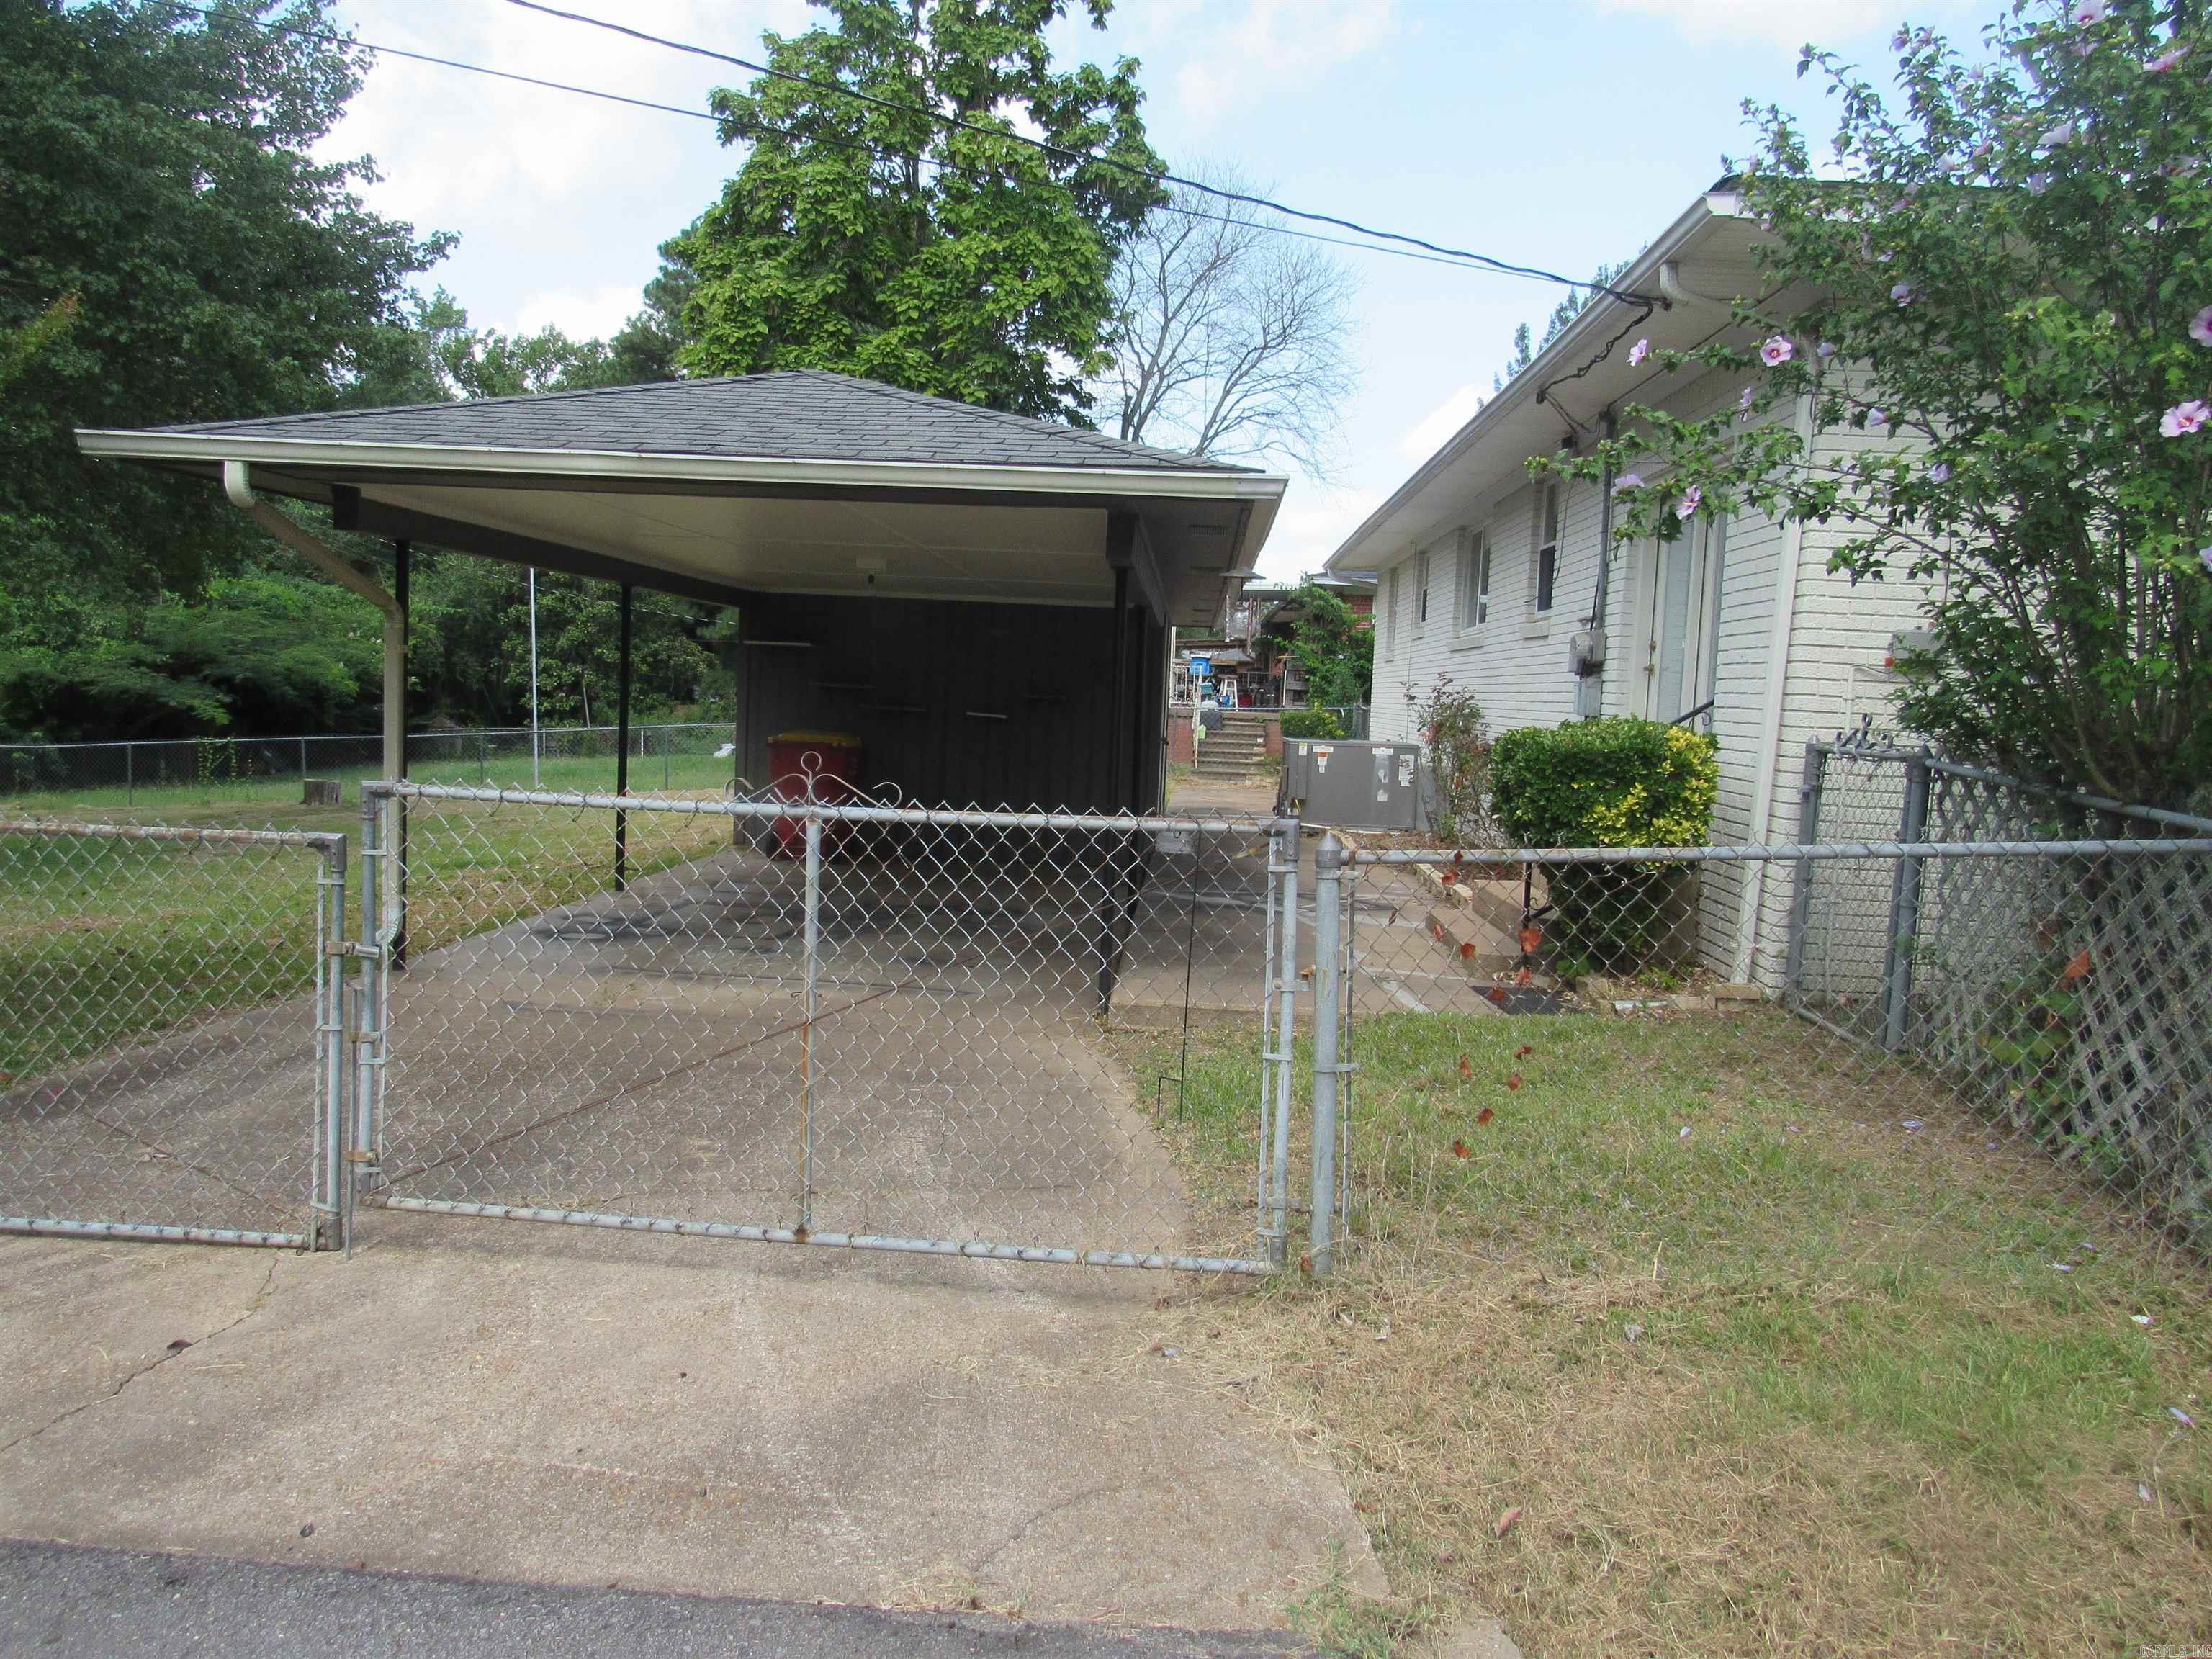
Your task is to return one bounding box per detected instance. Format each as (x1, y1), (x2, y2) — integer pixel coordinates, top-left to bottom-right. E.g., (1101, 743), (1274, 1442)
(0, 1253), (283, 1457)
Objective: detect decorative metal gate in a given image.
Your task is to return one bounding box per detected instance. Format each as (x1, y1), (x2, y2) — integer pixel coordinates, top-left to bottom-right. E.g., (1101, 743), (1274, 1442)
(349, 784), (1297, 1274)
(1, 819), (349, 1249)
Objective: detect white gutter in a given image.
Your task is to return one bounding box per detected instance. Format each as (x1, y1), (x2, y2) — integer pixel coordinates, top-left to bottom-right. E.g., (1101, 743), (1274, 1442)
(1730, 390), (1816, 982)
(83, 429), (1287, 506)
(1326, 186), (1750, 574)
(222, 461), (407, 783)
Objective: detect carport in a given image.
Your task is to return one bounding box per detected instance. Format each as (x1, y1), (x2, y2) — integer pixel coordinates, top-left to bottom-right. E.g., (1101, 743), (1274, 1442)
(75, 370), (1285, 819)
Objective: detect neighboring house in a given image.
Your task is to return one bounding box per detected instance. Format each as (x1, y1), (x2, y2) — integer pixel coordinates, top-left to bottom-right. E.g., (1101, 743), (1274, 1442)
(1326, 184), (1933, 986)
(1187, 573), (1376, 708)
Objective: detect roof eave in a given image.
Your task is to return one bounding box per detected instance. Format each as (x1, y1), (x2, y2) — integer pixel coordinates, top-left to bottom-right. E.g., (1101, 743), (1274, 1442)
(73, 428), (1288, 505)
(1324, 186), (1752, 572)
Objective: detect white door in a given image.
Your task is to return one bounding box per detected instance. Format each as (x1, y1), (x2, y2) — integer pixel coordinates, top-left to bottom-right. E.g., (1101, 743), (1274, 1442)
(1641, 518), (1725, 726)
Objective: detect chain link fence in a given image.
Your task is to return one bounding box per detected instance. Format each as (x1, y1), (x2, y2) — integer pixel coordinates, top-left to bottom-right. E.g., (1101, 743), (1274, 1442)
(0, 722), (737, 811)
(349, 783), (1300, 1272)
(1, 820), (347, 1247)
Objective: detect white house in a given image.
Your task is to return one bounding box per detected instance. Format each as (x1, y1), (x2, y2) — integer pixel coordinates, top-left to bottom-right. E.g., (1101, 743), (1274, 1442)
(1328, 184), (1933, 987)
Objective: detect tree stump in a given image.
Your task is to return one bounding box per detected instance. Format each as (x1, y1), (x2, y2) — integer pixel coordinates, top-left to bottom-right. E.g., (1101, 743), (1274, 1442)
(302, 778), (341, 806)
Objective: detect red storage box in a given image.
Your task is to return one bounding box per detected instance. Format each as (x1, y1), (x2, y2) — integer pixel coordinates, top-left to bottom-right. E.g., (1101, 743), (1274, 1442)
(767, 731), (863, 858)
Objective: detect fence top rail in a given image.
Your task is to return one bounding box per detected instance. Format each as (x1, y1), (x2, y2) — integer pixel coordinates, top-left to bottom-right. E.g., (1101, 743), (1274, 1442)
(0, 818), (348, 859)
(1352, 837), (2212, 866)
(1, 720), (734, 755)
(368, 780), (1289, 837)
(1809, 739), (2212, 836)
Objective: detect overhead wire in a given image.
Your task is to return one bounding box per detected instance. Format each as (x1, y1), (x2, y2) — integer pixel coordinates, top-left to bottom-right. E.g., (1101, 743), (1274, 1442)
(501, 0), (1658, 302)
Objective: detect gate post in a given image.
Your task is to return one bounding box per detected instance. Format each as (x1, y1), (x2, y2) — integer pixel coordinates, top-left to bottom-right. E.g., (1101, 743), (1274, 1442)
(1879, 753), (1932, 1053)
(1309, 834), (1346, 1276)
(1781, 741), (1827, 999)
(313, 836), (349, 1251)
(1261, 815), (1300, 1269)
(798, 811), (822, 1233)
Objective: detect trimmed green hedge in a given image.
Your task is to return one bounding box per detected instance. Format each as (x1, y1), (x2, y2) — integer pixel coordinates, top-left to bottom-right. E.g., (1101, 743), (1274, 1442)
(1489, 717), (1719, 849)
(1489, 719), (1719, 974)
(1278, 709), (1346, 741)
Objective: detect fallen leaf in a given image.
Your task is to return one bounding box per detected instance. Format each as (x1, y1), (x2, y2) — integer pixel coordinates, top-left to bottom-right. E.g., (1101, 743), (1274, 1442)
(1476, 1107), (1495, 1126)
(1900, 1118), (1923, 1131)
(1487, 986), (1509, 1006)
(1354, 1500), (1375, 1513)
(1515, 967), (1534, 986)
(1677, 1125), (1692, 1140)
(166, 1338), (193, 1352)
(2052, 1262), (2074, 1273)
(2134, 1313), (2156, 1327)
(1519, 925), (1542, 954)
(1514, 1045), (1532, 1060)
(2062, 948), (2092, 981)
(1506, 1073), (1523, 1091)
(1458, 1056), (1472, 1078)
(1460, 940), (1476, 961)
(1452, 1139), (1471, 1158)
(1495, 1506), (1522, 1539)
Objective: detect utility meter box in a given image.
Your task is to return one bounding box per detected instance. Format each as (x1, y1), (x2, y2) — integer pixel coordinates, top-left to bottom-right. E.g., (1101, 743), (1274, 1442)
(1279, 738), (1431, 830)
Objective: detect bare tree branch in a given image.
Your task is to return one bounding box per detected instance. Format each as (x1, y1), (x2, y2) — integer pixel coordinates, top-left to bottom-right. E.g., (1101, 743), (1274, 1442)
(1097, 168), (1357, 477)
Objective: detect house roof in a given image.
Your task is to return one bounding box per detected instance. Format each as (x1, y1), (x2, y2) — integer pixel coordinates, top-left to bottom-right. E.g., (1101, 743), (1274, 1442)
(151, 369), (1256, 475)
(78, 371), (1285, 627)
(1326, 184), (1783, 572)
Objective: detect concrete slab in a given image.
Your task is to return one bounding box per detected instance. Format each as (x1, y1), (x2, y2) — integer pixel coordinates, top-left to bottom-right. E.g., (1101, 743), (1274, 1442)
(0, 1220), (1385, 1628)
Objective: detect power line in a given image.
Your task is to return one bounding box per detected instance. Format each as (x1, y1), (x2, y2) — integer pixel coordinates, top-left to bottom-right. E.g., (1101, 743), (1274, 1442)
(503, 0), (1655, 303)
(152, 0), (1611, 294)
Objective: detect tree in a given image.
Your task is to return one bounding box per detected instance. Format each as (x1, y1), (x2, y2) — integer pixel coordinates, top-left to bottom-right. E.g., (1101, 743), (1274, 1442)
(671, 0), (1163, 423)
(0, 0), (448, 738)
(1494, 259), (1634, 391)
(1100, 174), (1357, 473)
(604, 242), (697, 385)
(1284, 582), (1373, 708)
(1557, 0), (2211, 808)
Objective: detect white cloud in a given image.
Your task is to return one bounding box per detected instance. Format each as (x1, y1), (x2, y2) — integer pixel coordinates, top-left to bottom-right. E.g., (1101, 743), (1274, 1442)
(1593, 0), (1972, 50)
(1398, 383), (1486, 464)
(1166, 0), (1396, 133)
(517, 283), (649, 341)
(1255, 480), (1384, 581)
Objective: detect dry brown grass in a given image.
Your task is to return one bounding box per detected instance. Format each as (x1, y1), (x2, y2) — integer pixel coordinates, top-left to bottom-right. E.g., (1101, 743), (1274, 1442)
(1119, 1012), (2212, 1657)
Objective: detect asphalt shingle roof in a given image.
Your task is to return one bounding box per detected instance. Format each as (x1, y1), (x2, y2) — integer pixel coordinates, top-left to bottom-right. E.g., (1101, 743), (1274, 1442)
(157, 369), (1254, 475)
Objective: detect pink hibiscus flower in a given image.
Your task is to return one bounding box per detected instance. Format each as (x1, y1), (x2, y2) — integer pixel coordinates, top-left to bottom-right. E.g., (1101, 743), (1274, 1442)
(1676, 486), (1701, 521)
(2190, 305), (2212, 346)
(1760, 336), (1794, 367)
(1627, 338), (1650, 367)
(2161, 400), (2210, 436)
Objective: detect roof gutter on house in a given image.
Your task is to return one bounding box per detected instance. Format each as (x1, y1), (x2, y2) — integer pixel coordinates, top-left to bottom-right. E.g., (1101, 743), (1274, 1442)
(1323, 185), (1750, 575)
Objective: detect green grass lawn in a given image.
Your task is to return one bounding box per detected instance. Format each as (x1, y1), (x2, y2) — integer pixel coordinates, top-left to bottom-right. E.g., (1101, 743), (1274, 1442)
(1, 771), (743, 1083)
(1112, 1011), (2212, 1658)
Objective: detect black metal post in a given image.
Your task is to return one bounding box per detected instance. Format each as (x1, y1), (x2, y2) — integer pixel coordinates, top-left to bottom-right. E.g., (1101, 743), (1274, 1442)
(614, 583), (634, 891)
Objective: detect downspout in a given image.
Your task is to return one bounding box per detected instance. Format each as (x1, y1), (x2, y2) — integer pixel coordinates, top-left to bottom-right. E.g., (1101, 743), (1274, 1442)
(222, 461), (406, 784)
(1581, 408), (1619, 719)
(1730, 390), (1817, 981)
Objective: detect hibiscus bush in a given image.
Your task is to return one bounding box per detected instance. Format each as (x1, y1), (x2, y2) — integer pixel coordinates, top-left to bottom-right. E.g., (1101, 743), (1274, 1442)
(1550, 0), (2211, 808)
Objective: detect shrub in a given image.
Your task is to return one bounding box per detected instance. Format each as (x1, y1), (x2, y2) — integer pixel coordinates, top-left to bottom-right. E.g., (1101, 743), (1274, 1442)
(1489, 719), (1719, 974)
(1279, 709), (1345, 741)
(1409, 675), (1491, 844)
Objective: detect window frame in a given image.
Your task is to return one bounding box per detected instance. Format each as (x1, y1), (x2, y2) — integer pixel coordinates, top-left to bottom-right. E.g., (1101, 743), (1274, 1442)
(1414, 549), (1431, 633)
(1457, 527), (1492, 636)
(1530, 482), (1562, 621)
(1383, 565), (1401, 659)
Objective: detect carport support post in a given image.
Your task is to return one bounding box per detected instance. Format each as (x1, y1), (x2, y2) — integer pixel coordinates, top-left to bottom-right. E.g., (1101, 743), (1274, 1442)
(614, 583), (634, 891)
(1309, 834), (1345, 1276)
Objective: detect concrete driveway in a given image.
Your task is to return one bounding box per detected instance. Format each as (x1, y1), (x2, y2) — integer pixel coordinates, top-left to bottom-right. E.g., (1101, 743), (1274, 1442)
(0, 1219), (1381, 1628)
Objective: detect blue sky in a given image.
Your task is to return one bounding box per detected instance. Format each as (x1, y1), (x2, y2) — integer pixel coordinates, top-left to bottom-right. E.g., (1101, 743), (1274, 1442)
(321, 0), (1985, 577)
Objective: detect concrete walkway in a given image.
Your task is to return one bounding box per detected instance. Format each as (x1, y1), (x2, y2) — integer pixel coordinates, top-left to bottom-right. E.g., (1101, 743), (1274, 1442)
(0, 1218), (1383, 1629)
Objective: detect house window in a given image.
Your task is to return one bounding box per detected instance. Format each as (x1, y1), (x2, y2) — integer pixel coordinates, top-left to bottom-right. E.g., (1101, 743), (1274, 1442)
(1415, 550), (1431, 631)
(1534, 483), (1561, 616)
(1384, 566), (1401, 658)
(1459, 529), (1491, 630)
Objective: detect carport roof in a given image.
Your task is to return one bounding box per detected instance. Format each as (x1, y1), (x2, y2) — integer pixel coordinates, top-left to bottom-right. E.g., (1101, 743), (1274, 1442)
(77, 370), (1285, 628)
(148, 369), (1255, 475)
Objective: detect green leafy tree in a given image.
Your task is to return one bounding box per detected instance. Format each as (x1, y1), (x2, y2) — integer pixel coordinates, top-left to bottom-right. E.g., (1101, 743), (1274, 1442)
(673, 0), (1164, 422)
(0, 0), (449, 603)
(1554, 0), (2211, 807)
(0, 0), (448, 737)
(1285, 582), (1375, 708)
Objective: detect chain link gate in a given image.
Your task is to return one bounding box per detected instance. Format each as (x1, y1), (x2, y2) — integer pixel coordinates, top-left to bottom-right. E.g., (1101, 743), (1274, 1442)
(346, 783), (1300, 1273)
(1, 819), (349, 1249)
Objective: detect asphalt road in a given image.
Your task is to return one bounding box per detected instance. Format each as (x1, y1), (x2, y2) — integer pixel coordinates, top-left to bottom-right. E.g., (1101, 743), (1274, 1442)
(0, 1540), (1315, 1658)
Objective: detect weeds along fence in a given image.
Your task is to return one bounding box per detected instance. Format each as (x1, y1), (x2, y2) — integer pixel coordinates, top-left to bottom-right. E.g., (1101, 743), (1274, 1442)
(0, 722), (738, 807)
